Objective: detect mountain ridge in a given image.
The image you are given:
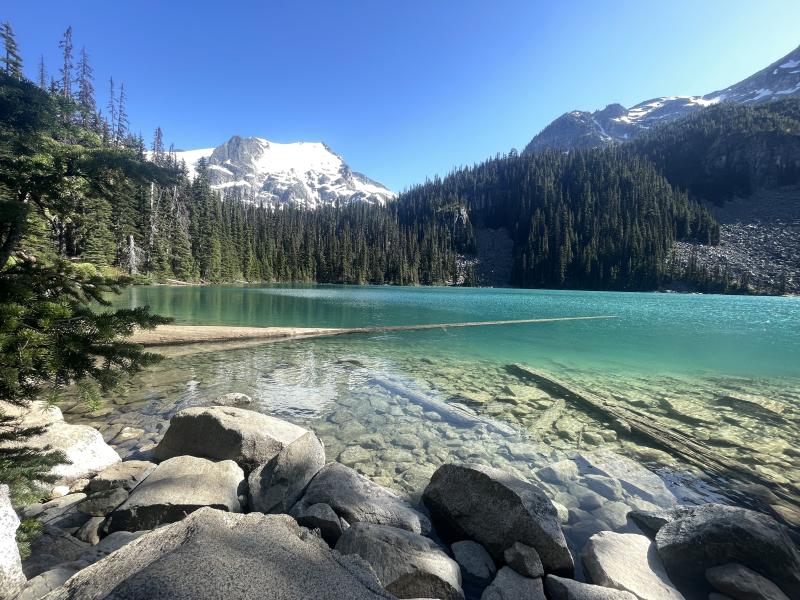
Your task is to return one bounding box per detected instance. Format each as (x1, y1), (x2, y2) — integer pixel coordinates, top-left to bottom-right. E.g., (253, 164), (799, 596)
(172, 135), (396, 209)
(524, 44), (800, 154)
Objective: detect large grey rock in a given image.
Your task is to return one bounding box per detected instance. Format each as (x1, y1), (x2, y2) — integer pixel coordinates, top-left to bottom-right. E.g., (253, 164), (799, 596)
(655, 504), (800, 598)
(451, 540), (496, 586)
(77, 488), (129, 517)
(706, 564), (789, 600)
(503, 541), (543, 578)
(66, 531), (148, 570)
(23, 526), (90, 578)
(422, 463), (573, 575)
(544, 574), (638, 600)
(248, 431), (325, 513)
(480, 567), (546, 600)
(106, 455), (244, 532)
(14, 566), (78, 600)
(26, 494), (91, 532)
(582, 531), (684, 600)
(293, 502), (344, 546)
(293, 462), (431, 534)
(153, 406), (311, 473)
(85, 461), (155, 494)
(0, 484), (25, 599)
(74, 516), (105, 545)
(628, 506), (698, 538)
(336, 522), (463, 600)
(48, 508), (394, 600)
(1, 402), (121, 485)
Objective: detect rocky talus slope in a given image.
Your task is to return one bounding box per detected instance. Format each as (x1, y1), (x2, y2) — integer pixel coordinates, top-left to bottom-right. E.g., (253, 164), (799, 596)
(671, 187), (800, 294)
(2, 399), (798, 599)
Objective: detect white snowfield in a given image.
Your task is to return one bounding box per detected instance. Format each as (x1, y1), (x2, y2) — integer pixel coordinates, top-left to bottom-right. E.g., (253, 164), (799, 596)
(168, 136), (396, 209)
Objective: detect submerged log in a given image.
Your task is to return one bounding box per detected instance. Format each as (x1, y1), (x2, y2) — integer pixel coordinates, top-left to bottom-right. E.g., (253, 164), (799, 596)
(505, 363), (800, 523)
(369, 377), (516, 434)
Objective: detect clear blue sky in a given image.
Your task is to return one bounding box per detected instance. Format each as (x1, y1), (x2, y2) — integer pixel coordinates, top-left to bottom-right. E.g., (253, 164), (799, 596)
(4, 1), (800, 191)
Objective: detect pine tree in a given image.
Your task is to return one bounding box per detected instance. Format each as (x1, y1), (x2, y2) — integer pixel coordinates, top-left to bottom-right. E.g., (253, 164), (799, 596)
(76, 47), (96, 126)
(115, 82), (128, 142)
(151, 126), (164, 164)
(106, 77), (116, 142)
(58, 26), (73, 98)
(37, 55), (46, 89)
(1, 22), (23, 79)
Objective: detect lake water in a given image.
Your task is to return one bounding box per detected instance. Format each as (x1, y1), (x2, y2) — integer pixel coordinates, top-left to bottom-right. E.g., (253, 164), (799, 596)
(65, 284), (800, 545)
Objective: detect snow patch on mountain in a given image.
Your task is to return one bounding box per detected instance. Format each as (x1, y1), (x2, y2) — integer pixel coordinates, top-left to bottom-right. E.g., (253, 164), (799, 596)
(170, 136), (395, 209)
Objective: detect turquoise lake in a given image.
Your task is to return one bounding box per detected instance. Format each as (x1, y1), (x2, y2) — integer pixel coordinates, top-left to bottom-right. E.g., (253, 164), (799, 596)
(68, 284), (800, 533)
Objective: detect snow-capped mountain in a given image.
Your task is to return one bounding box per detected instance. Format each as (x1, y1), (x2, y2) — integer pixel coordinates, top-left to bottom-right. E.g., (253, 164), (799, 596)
(173, 136), (395, 208)
(524, 45), (800, 154)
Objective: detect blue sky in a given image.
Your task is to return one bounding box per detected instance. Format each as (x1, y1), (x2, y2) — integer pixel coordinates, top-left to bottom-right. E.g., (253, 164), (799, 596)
(4, 1), (800, 191)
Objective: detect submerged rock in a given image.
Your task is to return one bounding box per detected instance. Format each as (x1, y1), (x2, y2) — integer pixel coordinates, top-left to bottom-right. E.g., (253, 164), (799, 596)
(480, 566), (546, 600)
(213, 392), (253, 406)
(654, 504), (800, 599)
(582, 531), (684, 600)
(106, 455), (244, 532)
(422, 463), (573, 576)
(47, 508), (393, 600)
(1, 484), (26, 599)
(153, 406), (311, 473)
(292, 462), (431, 535)
(248, 431), (325, 514)
(336, 522), (464, 600)
(574, 451), (676, 508)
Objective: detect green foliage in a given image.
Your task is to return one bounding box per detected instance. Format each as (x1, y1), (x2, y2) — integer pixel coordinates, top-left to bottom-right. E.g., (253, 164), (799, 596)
(400, 148), (719, 290)
(631, 99), (800, 204)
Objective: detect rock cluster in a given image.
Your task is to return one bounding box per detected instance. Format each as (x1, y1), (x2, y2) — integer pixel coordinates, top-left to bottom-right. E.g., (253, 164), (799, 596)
(4, 401), (798, 600)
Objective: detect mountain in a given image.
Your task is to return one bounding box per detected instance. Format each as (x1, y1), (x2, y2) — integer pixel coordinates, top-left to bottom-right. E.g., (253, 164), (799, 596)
(524, 45), (800, 154)
(172, 136), (396, 209)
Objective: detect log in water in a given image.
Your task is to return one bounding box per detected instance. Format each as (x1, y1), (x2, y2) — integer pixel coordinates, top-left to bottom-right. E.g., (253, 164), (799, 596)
(130, 316), (617, 347)
(506, 363), (800, 525)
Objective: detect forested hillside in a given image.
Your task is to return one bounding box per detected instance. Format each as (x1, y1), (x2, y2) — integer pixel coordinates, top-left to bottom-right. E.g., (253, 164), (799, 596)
(630, 99), (800, 204)
(0, 24), (468, 286)
(400, 150), (719, 290)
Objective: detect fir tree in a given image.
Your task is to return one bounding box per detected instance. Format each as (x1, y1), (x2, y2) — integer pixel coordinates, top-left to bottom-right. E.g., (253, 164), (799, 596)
(76, 47), (96, 127)
(58, 25), (73, 98)
(106, 77), (116, 142)
(1, 22), (23, 79)
(37, 55), (46, 89)
(115, 82), (128, 142)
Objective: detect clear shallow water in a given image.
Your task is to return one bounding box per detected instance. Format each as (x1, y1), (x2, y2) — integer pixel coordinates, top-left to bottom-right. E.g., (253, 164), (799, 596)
(71, 284), (800, 532)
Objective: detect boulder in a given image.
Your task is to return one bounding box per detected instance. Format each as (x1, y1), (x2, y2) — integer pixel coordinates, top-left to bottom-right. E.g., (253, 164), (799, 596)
(451, 540), (496, 587)
(706, 564), (789, 600)
(74, 516), (105, 545)
(23, 526), (90, 578)
(48, 508), (394, 600)
(106, 455), (244, 532)
(654, 504), (800, 598)
(153, 406), (311, 473)
(0, 484), (25, 599)
(293, 502), (345, 546)
(422, 463), (573, 575)
(336, 522), (463, 600)
(503, 542), (544, 578)
(480, 566), (546, 600)
(582, 531), (684, 600)
(2, 401), (121, 484)
(66, 531), (148, 570)
(85, 460), (155, 494)
(77, 488), (129, 517)
(248, 431), (325, 514)
(544, 574), (638, 600)
(14, 566), (78, 600)
(292, 462), (430, 534)
(628, 506), (697, 538)
(537, 460), (580, 486)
